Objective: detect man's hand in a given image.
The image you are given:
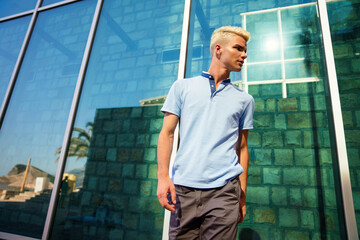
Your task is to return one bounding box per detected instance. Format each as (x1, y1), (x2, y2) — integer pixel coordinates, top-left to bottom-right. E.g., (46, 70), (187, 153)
(157, 176), (176, 212)
(238, 190), (246, 223)
(237, 130), (249, 224)
(156, 112), (179, 212)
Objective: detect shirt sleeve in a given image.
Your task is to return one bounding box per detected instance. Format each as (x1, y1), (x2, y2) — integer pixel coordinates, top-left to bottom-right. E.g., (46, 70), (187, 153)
(161, 80), (182, 117)
(239, 96), (255, 130)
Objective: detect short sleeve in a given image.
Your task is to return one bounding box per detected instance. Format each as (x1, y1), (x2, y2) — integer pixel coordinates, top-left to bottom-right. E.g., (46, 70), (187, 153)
(239, 96), (255, 130)
(161, 80), (182, 117)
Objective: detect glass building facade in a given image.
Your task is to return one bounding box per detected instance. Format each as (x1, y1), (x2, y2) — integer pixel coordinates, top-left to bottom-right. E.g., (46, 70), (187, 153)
(0, 0), (358, 239)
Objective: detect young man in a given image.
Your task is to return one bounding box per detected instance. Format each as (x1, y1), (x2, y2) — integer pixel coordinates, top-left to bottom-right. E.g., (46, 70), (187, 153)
(157, 26), (254, 239)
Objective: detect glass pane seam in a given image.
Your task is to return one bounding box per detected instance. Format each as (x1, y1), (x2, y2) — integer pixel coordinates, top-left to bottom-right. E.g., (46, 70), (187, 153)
(0, 0), (43, 127)
(41, 0), (104, 239)
(0, 232), (40, 240)
(38, 0), (82, 12)
(317, 0), (359, 238)
(0, 10), (34, 23)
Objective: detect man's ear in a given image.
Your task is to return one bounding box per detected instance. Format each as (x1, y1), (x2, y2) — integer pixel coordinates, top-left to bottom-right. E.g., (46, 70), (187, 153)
(215, 44), (222, 57)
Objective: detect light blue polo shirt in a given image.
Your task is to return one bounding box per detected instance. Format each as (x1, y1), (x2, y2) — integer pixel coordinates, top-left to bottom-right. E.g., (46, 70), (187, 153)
(161, 72), (254, 189)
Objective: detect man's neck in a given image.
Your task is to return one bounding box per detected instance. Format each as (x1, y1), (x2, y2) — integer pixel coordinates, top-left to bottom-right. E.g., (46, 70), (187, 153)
(207, 64), (230, 88)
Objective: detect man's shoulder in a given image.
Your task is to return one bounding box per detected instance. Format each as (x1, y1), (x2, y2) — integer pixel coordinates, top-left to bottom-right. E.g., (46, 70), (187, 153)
(229, 84), (254, 102)
(177, 75), (205, 83)
(173, 75), (206, 88)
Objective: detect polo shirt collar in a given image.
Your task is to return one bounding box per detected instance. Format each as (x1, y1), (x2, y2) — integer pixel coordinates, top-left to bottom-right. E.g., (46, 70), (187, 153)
(201, 71), (231, 97)
(201, 71), (231, 84)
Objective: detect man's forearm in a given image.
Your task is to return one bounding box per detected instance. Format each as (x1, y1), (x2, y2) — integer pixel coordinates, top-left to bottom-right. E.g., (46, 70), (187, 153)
(237, 130), (249, 197)
(239, 146), (249, 196)
(157, 129), (174, 178)
(156, 113), (179, 211)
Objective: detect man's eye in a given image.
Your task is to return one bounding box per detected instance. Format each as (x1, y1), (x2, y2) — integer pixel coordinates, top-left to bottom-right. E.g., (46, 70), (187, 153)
(236, 47), (247, 53)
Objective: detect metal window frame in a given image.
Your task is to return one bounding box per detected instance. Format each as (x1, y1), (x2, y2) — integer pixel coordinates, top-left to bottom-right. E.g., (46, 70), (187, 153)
(0, 232), (39, 240)
(38, 0), (80, 11)
(0, 0), (43, 127)
(0, 10), (34, 22)
(0, 0), (103, 239)
(241, 2), (322, 98)
(0, 0), (82, 125)
(0, 1), (81, 23)
(0, 1), (44, 238)
(41, 0), (104, 239)
(317, 0), (358, 239)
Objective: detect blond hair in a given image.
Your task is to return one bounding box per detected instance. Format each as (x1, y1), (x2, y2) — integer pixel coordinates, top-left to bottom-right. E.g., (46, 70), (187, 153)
(210, 26), (250, 56)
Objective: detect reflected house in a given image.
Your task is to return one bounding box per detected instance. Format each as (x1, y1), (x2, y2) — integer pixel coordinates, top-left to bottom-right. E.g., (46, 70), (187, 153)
(0, 164), (54, 196)
(0, 164), (54, 237)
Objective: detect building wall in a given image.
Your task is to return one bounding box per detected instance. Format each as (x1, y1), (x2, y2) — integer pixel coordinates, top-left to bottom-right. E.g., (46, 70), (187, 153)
(63, 82), (342, 240)
(0, 0), (359, 239)
(244, 83), (342, 239)
(51, 106), (164, 240)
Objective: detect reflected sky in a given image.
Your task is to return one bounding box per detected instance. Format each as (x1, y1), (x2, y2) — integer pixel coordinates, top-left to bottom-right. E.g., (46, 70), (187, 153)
(0, 16), (31, 105)
(0, 0), (37, 18)
(62, 0), (184, 177)
(0, 0), (96, 176)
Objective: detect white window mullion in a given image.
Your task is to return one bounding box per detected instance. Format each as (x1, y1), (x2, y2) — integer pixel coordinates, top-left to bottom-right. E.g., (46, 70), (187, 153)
(243, 14), (248, 93)
(278, 9), (287, 98)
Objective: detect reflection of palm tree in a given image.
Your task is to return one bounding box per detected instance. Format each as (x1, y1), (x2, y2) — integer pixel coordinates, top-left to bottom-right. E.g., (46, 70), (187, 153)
(55, 122), (93, 161)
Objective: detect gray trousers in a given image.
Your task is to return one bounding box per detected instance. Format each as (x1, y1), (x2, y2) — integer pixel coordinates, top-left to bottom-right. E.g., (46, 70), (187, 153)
(169, 178), (240, 240)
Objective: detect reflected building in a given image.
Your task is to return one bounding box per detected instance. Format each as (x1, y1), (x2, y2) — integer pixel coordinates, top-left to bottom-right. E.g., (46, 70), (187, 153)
(0, 0), (359, 239)
(51, 106), (164, 239)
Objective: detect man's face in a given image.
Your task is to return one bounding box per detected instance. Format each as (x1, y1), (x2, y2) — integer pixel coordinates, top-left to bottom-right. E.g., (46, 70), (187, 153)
(217, 35), (247, 72)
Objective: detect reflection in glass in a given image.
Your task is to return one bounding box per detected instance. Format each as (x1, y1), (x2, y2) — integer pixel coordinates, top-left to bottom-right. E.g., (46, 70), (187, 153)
(0, 0), (37, 18)
(327, 0), (360, 237)
(0, 16), (31, 103)
(0, 0), (96, 238)
(51, 0), (184, 239)
(282, 5), (321, 60)
(246, 12), (280, 63)
(42, 0), (68, 6)
(186, 0), (343, 239)
(285, 61), (321, 79)
(248, 63), (282, 81)
(240, 4), (324, 96)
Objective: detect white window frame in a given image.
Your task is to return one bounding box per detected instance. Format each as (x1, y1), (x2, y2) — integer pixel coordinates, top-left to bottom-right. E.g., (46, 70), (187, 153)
(240, 2), (322, 98)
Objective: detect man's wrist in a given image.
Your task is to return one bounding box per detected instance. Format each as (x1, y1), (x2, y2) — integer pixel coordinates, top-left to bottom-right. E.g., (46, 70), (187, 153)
(157, 171), (170, 179)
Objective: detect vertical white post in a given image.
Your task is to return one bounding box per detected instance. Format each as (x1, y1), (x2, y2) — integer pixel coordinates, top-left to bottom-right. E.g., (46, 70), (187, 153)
(162, 0), (192, 240)
(277, 9), (287, 98)
(317, 0), (358, 239)
(242, 14), (248, 93)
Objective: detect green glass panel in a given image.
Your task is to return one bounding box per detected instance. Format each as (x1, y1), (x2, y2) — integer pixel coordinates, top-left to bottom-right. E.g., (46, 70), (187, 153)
(184, 0), (346, 239)
(282, 5), (321, 60)
(327, 0), (360, 238)
(246, 11), (281, 63)
(248, 63), (282, 81)
(285, 60), (321, 79)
